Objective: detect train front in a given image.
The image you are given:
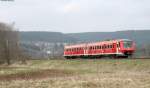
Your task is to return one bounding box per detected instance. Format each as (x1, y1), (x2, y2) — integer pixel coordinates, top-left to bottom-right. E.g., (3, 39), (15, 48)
(119, 39), (136, 56)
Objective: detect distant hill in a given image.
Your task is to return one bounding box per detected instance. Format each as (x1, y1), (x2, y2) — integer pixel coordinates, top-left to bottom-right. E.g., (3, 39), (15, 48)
(20, 30), (150, 46)
(20, 31), (78, 43)
(67, 30), (150, 46)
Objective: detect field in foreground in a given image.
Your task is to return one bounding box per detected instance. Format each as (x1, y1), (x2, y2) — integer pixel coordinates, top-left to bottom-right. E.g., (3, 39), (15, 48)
(0, 59), (150, 88)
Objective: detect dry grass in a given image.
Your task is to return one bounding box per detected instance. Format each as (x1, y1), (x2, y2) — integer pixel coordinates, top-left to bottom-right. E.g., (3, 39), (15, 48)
(0, 59), (150, 88)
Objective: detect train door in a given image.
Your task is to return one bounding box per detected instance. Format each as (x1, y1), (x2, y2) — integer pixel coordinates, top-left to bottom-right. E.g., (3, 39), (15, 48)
(116, 42), (121, 54)
(116, 42), (119, 54)
(84, 44), (88, 56)
(103, 44), (107, 54)
(113, 43), (117, 54)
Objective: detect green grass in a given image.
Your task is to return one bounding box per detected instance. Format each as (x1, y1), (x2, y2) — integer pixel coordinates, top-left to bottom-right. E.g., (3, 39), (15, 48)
(0, 59), (150, 88)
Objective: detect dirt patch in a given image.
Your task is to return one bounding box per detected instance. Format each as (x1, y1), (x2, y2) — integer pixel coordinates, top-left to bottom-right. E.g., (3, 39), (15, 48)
(0, 69), (74, 81)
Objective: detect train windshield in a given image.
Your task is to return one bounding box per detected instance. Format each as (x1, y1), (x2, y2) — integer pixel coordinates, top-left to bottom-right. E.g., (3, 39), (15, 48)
(123, 41), (132, 48)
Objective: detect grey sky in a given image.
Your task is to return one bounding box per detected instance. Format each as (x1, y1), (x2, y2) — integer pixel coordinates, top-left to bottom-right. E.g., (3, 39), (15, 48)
(0, 0), (150, 33)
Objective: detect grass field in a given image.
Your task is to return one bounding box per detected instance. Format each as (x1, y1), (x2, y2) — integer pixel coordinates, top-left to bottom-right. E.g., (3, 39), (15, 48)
(0, 59), (150, 88)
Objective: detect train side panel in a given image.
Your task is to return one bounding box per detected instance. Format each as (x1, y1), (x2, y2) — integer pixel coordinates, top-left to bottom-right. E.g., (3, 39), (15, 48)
(64, 39), (135, 58)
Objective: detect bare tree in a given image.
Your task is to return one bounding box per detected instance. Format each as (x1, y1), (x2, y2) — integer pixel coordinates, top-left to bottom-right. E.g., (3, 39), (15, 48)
(0, 22), (21, 65)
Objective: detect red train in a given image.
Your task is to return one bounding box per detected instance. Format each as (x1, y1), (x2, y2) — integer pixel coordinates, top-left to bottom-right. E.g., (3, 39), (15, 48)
(64, 39), (135, 59)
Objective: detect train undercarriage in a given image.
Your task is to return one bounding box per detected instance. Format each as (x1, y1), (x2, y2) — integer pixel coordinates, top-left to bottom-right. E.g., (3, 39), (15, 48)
(64, 53), (133, 59)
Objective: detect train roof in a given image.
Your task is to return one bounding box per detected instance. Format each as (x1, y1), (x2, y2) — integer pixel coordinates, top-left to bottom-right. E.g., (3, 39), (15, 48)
(64, 39), (132, 48)
(64, 43), (86, 48)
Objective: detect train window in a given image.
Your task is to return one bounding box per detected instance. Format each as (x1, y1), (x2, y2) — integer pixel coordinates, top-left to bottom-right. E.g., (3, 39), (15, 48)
(98, 46), (100, 49)
(90, 47), (92, 49)
(110, 45), (112, 48)
(102, 46), (104, 49)
(117, 42), (120, 48)
(95, 46), (98, 49)
(79, 48), (81, 50)
(109, 45), (111, 48)
(97, 46), (99, 49)
(117, 44), (119, 47)
(123, 41), (132, 48)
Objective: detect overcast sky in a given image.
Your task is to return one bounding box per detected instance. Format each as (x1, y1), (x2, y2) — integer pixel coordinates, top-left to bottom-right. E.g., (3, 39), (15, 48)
(0, 0), (150, 33)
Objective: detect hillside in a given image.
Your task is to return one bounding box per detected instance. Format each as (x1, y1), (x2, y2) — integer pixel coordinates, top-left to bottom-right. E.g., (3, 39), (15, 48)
(20, 31), (78, 43)
(20, 30), (150, 46)
(67, 30), (150, 46)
